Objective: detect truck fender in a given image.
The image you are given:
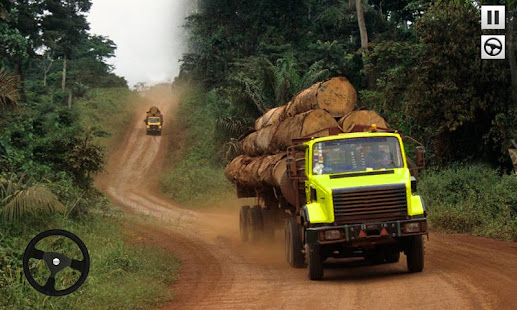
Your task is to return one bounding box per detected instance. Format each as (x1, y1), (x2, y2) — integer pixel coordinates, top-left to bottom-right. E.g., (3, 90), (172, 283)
(304, 202), (327, 224)
(409, 195), (425, 216)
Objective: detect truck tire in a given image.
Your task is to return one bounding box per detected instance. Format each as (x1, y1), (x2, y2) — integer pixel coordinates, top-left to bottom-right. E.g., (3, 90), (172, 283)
(385, 249), (400, 263)
(406, 235), (424, 272)
(239, 205), (250, 242)
(306, 243), (324, 280)
(284, 218), (305, 268)
(247, 205), (263, 243)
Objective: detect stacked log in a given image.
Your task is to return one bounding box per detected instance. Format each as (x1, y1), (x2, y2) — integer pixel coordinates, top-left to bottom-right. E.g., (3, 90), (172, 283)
(224, 153), (287, 188)
(241, 110), (338, 156)
(285, 77), (356, 117)
(254, 106), (287, 130)
(253, 77), (357, 131)
(225, 76), (387, 190)
(338, 110), (389, 133)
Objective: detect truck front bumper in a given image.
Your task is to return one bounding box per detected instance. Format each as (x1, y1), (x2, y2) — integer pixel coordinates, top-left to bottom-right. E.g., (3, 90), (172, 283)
(306, 218), (428, 245)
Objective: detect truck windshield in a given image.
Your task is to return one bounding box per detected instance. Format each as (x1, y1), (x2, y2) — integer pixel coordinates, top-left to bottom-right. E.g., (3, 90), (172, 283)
(312, 137), (404, 175)
(148, 117), (161, 123)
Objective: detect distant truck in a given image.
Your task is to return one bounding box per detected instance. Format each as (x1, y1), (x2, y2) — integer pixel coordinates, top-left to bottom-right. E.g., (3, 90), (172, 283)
(144, 106), (163, 135)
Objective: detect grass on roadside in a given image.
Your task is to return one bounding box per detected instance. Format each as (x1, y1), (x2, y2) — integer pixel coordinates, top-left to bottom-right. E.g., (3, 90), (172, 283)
(160, 87), (234, 207)
(1, 87), (181, 309)
(75, 88), (137, 151)
(0, 211), (179, 310)
(419, 164), (517, 240)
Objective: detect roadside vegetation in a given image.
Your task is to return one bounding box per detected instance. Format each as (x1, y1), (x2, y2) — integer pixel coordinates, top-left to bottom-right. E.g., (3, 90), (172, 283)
(420, 165), (517, 241)
(1, 1), (179, 308)
(170, 0), (517, 239)
(161, 86), (234, 207)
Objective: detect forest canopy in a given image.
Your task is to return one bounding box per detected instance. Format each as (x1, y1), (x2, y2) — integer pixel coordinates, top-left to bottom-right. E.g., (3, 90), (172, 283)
(179, 0), (517, 168)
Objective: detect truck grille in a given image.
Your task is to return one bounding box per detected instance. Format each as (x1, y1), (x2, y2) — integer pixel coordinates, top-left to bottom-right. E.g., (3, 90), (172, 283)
(332, 184), (408, 224)
(150, 125), (159, 130)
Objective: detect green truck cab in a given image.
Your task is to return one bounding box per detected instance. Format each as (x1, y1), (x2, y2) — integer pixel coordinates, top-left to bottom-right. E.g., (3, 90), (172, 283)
(292, 129), (427, 279)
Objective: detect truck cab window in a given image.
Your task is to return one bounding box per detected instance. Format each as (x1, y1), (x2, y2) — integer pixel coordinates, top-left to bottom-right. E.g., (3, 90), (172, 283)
(312, 137), (403, 175)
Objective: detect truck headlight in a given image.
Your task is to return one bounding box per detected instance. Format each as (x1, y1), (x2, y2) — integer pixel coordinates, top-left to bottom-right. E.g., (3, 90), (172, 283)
(404, 222), (421, 233)
(323, 229), (342, 240)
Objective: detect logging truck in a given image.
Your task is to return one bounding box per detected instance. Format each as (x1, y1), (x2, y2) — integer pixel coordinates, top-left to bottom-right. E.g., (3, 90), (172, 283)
(144, 106), (163, 135)
(234, 125), (428, 280)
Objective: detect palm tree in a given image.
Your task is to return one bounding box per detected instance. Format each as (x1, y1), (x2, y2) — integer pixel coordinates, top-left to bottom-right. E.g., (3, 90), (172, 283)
(0, 68), (20, 109)
(0, 174), (65, 222)
(235, 55), (329, 113)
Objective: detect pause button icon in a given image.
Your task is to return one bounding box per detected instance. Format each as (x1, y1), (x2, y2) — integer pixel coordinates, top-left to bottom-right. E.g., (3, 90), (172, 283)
(481, 6), (505, 30)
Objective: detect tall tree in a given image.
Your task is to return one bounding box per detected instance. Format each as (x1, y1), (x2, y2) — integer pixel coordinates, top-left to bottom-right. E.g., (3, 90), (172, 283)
(356, 0), (368, 50)
(41, 0), (91, 90)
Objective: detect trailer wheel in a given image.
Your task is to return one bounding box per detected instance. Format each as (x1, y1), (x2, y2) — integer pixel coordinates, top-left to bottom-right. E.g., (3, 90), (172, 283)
(284, 218), (305, 268)
(247, 205), (263, 243)
(406, 235), (424, 272)
(261, 208), (275, 240)
(306, 243), (324, 280)
(385, 248), (400, 263)
(239, 205), (250, 242)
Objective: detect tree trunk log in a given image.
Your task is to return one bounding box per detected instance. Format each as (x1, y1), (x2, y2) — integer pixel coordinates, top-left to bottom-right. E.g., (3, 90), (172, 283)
(271, 109), (338, 152)
(338, 110), (388, 132)
(254, 77), (357, 130)
(240, 123), (280, 156)
(241, 109), (338, 156)
(254, 105), (288, 130)
(225, 153), (287, 188)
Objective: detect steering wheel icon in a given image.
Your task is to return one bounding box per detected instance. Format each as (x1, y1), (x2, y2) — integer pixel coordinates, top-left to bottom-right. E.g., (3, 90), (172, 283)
(484, 38), (502, 57)
(22, 229), (90, 296)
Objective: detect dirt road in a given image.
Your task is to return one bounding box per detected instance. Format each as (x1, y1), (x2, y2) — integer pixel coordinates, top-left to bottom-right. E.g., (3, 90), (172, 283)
(97, 88), (517, 310)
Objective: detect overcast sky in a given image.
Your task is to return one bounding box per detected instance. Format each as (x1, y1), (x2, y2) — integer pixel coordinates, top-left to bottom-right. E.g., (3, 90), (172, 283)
(87, 0), (194, 87)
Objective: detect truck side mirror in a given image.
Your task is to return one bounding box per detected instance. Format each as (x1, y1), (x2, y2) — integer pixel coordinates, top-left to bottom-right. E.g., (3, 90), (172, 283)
(416, 146), (425, 168)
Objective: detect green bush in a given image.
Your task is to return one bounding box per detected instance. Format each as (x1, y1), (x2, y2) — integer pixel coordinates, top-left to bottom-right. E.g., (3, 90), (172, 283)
(1, 85), (180, 308)
(420, 164), (517, 240)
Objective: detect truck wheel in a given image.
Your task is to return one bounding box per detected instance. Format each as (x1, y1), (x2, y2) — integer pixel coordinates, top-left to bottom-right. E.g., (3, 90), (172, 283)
(306, 243), (324, 280)
(406, 235), (424, 272)
(239, 206), (250, 242)
(284, 218), (305, 268)
(385, 248), (400, 263)
(247, 205), (263, 243)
